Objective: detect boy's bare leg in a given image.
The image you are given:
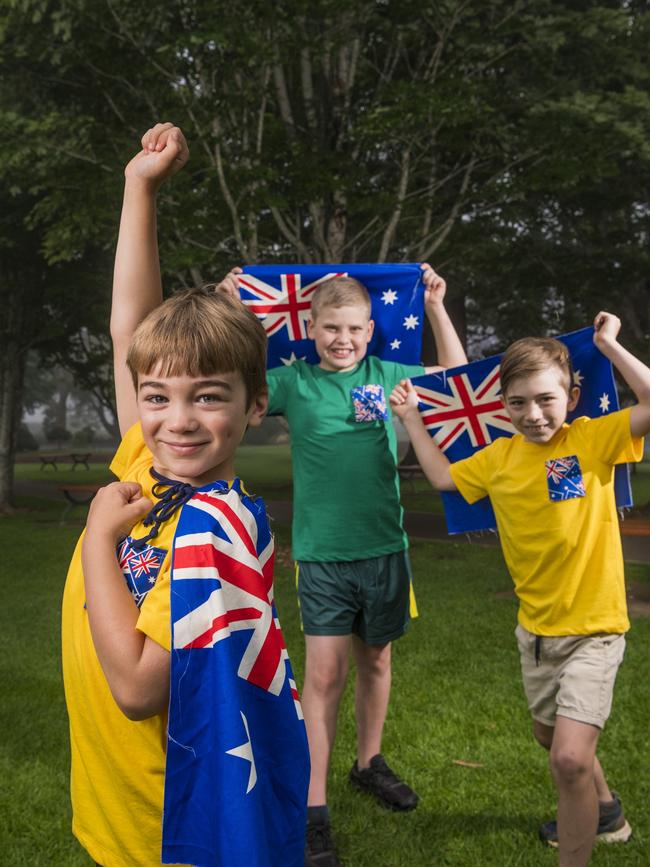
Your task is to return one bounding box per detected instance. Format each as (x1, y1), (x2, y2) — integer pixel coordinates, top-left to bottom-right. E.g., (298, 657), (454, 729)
(351, 636), (391, 768)
(548, 716), (601, 867)
(534, 720), (613, 801)
(303, 634), (351, 806)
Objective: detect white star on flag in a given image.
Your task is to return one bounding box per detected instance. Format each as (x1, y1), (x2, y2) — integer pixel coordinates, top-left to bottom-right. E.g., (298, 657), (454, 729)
(381, 289), (398, 305)
(599, 392), (611, 413)
(573, 370), (584, 387)
(280, 351), (306, 366)
(390, 339), (401, 350)
(226, 711), (257, 794)
(403, 314), (419, 330)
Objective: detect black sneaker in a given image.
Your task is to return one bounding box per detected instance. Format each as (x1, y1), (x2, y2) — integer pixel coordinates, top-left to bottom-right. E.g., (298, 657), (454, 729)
(539, 792), (632, 848)
(305, 816), (341, 867)
(349, 754), (419, 811)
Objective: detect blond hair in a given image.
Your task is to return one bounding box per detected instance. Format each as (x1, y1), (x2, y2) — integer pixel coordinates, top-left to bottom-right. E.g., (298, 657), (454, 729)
(310, 276), (371, 320)
(499, 337), (573, 396)
(127, 288), (267, 405)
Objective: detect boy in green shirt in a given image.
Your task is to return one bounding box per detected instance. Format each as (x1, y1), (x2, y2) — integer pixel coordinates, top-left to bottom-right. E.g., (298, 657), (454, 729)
(219, 272), (466, 867)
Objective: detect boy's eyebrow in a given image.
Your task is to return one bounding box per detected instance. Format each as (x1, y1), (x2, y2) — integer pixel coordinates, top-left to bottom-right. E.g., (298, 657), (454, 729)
(506, 390), (556, 400)
(138, 378), (234, 391)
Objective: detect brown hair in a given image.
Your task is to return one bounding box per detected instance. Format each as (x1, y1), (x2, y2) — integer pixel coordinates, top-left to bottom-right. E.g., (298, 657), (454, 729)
(310, 276), (371, 320)
(499, 337), (573, 396)
(127, 287), (267, 405)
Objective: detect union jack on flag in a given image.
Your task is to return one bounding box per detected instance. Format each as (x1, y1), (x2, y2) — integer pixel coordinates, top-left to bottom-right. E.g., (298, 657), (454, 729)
(545, 455), (586, 501)
(162, 479), (309, 867)
(116, 537), (166, 607)
(411, 326), (633, 534)
(416, 365), (515, 452)
(239, 264), (425, 369)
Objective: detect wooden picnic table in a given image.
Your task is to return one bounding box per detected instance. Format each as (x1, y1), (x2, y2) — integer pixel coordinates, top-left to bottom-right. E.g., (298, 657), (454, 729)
(58, 483), (102, 524)
(397, 463), (425, 491)
(68, 452), (92, 471)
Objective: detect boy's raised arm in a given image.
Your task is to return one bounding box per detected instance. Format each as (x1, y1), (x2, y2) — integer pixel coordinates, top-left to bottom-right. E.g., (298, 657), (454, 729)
(593, 311), (650, 439)
(111, 123), (189, 436)
(390, 379), (458, 491)
(420, 263), (468, 373)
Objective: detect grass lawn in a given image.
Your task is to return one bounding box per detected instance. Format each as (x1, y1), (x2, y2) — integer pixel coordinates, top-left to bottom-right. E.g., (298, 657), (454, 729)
(14, 448), (649, 516)
(2, 478), (650, 865)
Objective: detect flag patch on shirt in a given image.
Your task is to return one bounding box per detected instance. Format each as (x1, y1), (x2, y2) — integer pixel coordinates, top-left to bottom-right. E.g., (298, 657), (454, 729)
(351, 384), (388, 422)
(117, 537), (167, 606)
(545, 455), (586, 501)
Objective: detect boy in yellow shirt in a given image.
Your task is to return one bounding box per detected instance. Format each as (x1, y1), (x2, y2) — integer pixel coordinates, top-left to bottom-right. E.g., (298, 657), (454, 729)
(389, 312), (649, 867)
(62, 127), (309, 867)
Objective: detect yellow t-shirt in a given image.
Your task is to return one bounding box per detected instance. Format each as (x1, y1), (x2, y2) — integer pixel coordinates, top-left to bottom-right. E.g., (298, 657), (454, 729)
(61, 424), (189, 867)
(449, 408), (643, 636)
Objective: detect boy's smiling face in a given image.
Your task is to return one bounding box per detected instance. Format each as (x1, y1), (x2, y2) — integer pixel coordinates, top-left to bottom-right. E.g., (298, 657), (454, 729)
(307, 304), (374, 372)
(137, 367), (267, 486)
(502, 364), (580, 444)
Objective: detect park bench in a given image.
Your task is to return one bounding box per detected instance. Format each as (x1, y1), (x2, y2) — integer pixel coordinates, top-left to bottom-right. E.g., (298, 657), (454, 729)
(68, 452), (92, 471)
(58, 483), (102, 525)
(39, 455), (60, 471)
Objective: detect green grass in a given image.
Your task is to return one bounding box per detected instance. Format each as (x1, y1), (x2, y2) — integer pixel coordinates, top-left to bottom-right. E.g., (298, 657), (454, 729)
(2, 487), (650, 865)
(13, 450), (649, 516)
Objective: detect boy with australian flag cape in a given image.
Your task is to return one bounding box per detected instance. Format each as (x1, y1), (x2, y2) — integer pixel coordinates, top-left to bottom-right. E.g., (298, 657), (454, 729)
(61, 121), (309, 867)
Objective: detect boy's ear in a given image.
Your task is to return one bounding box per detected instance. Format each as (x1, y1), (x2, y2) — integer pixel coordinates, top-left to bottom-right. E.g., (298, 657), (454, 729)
(247, 390), (268, 428)
(307, 317), (315, 339)
(366, 318), (375, 340)
(567, 385), (580, 412)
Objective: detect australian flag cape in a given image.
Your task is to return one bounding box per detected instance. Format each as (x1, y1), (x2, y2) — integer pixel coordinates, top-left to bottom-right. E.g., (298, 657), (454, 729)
(410, 326), (634, 535)
(238, 264), (425, 369)
(161, 478), (310, 867)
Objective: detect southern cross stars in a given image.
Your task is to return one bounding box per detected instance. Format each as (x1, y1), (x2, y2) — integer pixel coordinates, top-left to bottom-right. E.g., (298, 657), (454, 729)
(280, 352), (307, 366)
(226, 711), (257, 794)
(381, 289), (398, 305)
(403, 314), (419, 330)
(599, 392), (611, 413)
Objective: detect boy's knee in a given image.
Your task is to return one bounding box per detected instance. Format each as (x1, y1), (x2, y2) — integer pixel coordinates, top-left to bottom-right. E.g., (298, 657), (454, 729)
(533, 720), (554, 750)
(550, 748), (592, 786)
(306, 658), (348, 696)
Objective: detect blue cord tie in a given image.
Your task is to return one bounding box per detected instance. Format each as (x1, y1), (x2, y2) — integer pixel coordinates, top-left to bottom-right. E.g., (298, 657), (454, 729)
(130, 469), (200, 551)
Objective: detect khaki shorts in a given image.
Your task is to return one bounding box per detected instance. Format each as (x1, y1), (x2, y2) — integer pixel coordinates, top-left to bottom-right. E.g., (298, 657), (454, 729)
(515, 624), (626, 729)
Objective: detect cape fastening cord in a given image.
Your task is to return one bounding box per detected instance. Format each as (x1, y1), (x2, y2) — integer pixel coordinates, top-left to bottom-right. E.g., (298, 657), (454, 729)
(130, 469), (229, 551)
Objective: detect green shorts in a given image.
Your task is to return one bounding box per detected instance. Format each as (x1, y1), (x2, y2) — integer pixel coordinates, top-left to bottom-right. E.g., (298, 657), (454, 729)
(296, 550), (412, 645)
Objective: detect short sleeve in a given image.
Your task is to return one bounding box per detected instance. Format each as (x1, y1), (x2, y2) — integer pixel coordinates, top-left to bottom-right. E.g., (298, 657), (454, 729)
(109, 423), (150, 480)
(572, 409), (644, 466)
(376, 360), (423, 389)
(267, 365), (295, 415)
(136, 558), (172, 651)
(449, 446), (494, 504)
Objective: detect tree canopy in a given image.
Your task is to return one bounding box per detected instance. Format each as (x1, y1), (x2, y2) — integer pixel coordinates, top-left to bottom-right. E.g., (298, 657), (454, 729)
(1, 0), (648, 506)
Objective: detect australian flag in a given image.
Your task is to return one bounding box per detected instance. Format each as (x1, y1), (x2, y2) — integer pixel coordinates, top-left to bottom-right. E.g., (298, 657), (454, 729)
(162, 479), (309, 867)
(238, 264), (425, 369)
(411, 326), (634, 534)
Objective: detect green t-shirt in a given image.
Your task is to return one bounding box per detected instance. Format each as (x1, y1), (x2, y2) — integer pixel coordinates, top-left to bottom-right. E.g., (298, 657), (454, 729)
(267, 357), (423, 561)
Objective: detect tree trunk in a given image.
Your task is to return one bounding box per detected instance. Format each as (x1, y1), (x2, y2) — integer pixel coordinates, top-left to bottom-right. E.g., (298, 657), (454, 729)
(0, 300), (26, 512)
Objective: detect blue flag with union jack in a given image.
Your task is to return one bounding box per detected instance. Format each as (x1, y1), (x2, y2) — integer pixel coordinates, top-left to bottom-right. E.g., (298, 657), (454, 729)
(161, 480), (310, 867)
(411, 326), (634, 534)
(238, 264), (425, 369)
